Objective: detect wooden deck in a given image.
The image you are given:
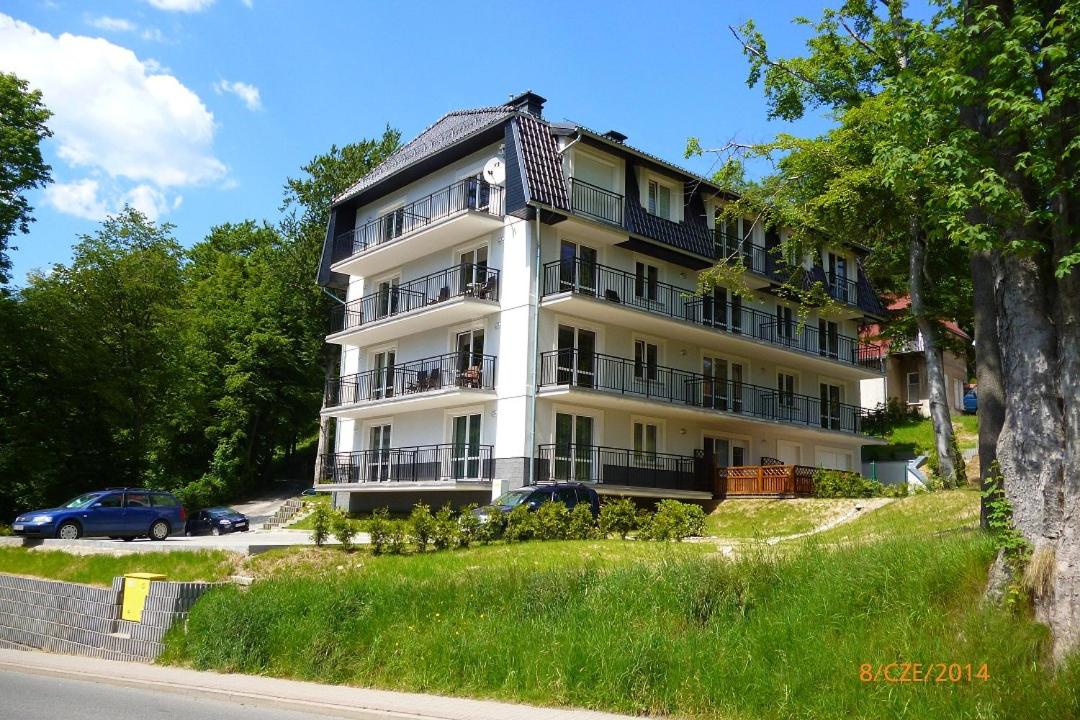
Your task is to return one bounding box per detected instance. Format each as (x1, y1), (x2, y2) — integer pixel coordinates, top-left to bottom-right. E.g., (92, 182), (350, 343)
(715, 464), (816, 497)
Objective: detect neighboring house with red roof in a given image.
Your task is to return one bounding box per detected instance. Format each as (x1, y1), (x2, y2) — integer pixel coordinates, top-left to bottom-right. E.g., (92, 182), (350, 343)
(859, 297), (971, 417)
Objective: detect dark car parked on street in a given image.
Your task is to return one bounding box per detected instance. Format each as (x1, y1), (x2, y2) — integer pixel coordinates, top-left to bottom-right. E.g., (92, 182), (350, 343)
(184, 507), (250, 536)
(471, 482), (601, 525)
(12, 488), (185, 541)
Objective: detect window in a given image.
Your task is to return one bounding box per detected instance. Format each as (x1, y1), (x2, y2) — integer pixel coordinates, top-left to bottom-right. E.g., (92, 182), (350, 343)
(634, 339), (658, 381)
(634, 262), (659, 301)
(818, 319), (839, 358)
(731, 293), (744, 333)
(906, 372), (922, 404)
(375, 278), (400, 318)
(554, 487), (579, 508)
(776, 305), (794, 343)
(455, 329), (484, 374)
(367, 424), (392, 482)
(371, 349), (396, 399)
(556, 325), (596, 387)
(96, 494), (122, 508)
(450, 413), (482, 479)
(777, 372), (796, 408)
(647, 180), (671, 218)
(124, 492), (150, 508)
(554, 412), (594, 481)
(150, 493), (178, 507)
(458, 246), (488, 291)
(820, 383), (843, 430)
(381, 206), (405, 242)
(633, 421), (658, 457)
(559, 240), (597, 293)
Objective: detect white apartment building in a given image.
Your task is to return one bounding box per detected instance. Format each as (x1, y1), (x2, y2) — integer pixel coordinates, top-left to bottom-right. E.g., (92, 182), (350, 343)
(316, 92), (887, 512)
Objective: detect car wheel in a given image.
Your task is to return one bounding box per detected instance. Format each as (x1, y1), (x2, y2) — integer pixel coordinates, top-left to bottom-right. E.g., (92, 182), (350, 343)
(185, 530), (192, 537)
(121, 536), (135, 542)
(211, 527), (221, 536)
(149, 520), (170, 541)
(56, 522), (81, 540)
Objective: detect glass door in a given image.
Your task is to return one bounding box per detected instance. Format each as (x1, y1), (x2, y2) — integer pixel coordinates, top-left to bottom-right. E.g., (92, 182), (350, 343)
(371, 350), (395, 399)
(458, 246), (488, 293)
(820, 383), (842, 429)
(554, 412), (594, 482)
(451, 414), (482, 479)
(559, 240), (597, 294)
(702, 356), (726, 410)
(375, 278), (400, 319)
(818, 320), (839, 358)
(455, 329), (485, 387)
(703, 436), (745, 468)
(556, 325), (595, 388)
(367, 425), (392, 482)
(701, 287), (727, 329)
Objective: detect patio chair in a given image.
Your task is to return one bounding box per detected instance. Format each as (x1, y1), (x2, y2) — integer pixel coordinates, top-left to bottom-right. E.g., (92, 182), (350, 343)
(408, 369), (428, 393)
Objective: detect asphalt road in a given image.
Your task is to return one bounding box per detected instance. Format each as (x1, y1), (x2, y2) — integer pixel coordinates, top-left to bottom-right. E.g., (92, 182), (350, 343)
(0, 669), (326, 720)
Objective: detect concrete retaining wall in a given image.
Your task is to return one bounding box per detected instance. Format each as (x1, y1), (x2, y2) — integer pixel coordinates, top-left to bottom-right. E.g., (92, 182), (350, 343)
(0, 573), (217, 662)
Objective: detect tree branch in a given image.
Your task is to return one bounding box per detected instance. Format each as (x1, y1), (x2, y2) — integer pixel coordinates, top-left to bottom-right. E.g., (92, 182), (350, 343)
(728, 25), (821, 90)
(839, 17), (889, 63)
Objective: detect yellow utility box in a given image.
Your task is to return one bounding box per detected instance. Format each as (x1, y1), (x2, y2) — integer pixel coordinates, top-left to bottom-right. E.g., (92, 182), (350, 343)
(122, 572), (167, 622)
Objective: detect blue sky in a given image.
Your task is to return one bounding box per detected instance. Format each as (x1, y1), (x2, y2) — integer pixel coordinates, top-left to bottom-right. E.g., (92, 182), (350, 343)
(2, 0), (839, 286)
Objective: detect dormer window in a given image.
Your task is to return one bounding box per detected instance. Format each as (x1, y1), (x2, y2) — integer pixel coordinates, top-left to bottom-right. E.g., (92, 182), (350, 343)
(647, 180), (671, 219)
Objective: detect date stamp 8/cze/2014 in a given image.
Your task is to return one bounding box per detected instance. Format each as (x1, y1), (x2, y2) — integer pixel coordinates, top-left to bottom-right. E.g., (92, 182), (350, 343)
(860, 663), (990, 684)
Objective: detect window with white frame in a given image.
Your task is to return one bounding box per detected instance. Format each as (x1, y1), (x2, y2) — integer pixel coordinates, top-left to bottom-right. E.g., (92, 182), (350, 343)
(634, 262), (659, 301)
(633, 420), (659, 458)
(634, 339), (658, 381)
(647, 180), (671, 219)
(906, 372), (922, 404)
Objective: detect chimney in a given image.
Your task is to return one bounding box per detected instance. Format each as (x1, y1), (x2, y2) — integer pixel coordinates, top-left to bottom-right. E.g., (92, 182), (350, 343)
(508, 90), (546, 118)
(602, 129), (628, 143)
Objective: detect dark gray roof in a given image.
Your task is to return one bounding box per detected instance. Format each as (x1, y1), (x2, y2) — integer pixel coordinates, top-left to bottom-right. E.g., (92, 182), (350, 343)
(334, 105), (516, 205)
(514, 115), (569, 211)
(625, 203), (713, 258)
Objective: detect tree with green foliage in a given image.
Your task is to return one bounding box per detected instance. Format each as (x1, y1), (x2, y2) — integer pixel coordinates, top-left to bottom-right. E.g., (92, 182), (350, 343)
(0, 72), (52, 284)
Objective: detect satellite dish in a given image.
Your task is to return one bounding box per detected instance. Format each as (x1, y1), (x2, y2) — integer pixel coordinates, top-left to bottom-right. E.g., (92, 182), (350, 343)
(483, 157), (505, 185)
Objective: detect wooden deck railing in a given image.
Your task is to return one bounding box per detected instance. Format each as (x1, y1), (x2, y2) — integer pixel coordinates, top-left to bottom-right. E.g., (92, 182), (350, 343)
(716, 464), (816, 496)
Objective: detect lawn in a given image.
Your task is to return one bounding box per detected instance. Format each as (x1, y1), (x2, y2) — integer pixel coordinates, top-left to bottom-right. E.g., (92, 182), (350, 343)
(866, 414), (979, 462)
(704, 497), (858, 538)
(810, 488), (980, 544)
(164, 523), (1079, 720)
(0, 548), (237, 587)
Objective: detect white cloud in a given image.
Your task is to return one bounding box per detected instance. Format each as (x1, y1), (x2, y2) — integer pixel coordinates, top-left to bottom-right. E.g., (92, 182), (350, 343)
(214, 79), (262, 111)
(0, 14), (225, 220)
(241, 0), (254, 7)
(140, 27), (166, 42)
(144, 0), (216, 11)
(86, 16), (137, 33)
(43, 180), (109, 221)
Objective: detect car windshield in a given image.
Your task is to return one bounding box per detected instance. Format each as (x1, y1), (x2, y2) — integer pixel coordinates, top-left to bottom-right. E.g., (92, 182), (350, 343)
(206, 507), (236, 517)
(60, 493), (102, 509)
(492, 490), (533, 508)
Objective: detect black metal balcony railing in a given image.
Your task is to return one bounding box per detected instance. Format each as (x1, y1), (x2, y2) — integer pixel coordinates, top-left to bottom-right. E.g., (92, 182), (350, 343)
(329, 263), (499, 334)
(711, 231), (768, 275)
(539, 349), (868, 434)
(542, 258), (883, 371)
(535, 444), (709, 492)
(332, 178), (504, 263)
(319, 444), (494, 484)
(828, 273), (860, 306)
(569, 178), (623, 226)
(324, 352), (496, 408)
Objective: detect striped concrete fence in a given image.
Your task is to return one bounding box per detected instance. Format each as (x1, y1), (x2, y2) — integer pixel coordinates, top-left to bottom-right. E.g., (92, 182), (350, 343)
(0, 573), (218, 662)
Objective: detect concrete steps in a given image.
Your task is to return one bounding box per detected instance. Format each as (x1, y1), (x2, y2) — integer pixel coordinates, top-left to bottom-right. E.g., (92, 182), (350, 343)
(261, 497), (305, 530)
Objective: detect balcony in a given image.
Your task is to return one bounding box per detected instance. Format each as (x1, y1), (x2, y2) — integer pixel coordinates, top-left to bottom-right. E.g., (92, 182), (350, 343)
(327, 263), (500, 346)
(568, 178), (623, 226)
(538, 349), (868, 436)
(827, 274), (860, 307)
(711, 231), (769, 281)
(534, 444), (710, 496)
(540, 258), (883, 376)
(323, 352), (496, 418)
(330, 178), (505, 277)
(319, 444), (494, 486)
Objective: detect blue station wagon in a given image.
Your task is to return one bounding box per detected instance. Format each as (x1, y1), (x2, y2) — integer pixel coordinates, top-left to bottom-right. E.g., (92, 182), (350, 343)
(12, 488), (186, 541)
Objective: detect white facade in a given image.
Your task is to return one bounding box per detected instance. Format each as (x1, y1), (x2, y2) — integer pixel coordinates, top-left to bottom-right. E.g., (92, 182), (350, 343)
(320, 116), (885, 506)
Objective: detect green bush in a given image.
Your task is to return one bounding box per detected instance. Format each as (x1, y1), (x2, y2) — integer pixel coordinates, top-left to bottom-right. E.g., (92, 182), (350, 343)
(476, 510), (503, 544)
(387, 520), (408, 555)
(457, 505), (481, 548)
(431, 505), (457, 550)
(331, 511), (358, 551)
(535, 501), (570, 540)
(408, 503), (434, 552)
(368, 508), (391, 555)
(599, 497), (638, 539)
(638, 500), (706, 541)
(309, 501), (333, 547)
(0, 523), (12, 537)
(567, 503), (597, 540)
(812, 470), (885, 498)
(503, 504), (535, 543)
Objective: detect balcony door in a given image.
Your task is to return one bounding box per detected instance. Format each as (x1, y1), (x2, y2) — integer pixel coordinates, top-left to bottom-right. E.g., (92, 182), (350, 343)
(554, 412), (594, 481)
(371, 350), (396, 400)
(367, 424), (392, 482)
(458, 246), (488, 292)
(826, 252), (851, 303)
(456, 328), (485, 378)
(820, 382), (843, 430)
(375, 278), (400, 319)
(703, 356), (745, 412)
(450, 413), (482, 479)
(777, 372), (797, 422)
(559, 240), (597, 294)
(776, 305), (795, 345)
(703, 435), (747, 470)
(818, 320), (840, 359)
(556, 325), (596, 388)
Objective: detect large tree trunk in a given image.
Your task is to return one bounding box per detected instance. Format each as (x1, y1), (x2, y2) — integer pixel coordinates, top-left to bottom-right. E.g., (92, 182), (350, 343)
(909, 220), (960, 485)
(971, 249), (1005, 527)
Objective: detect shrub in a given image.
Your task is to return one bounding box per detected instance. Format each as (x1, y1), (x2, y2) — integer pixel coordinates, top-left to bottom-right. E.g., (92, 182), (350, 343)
(639, 500), (706, 541)
(309, 501), (333, 547)
(567, 503), (597, 540)
(503, 504), (536, 542)
(0, 523), (12, 537)
(812, 470), (885, 498)
(387, 520), (408, 555)
(408, 503), (435, 552)
(535, 501), (570, 540)
(476, 510), (503, 544)
(457, 505), (481, 548)
(368, 508), (391, 555)
(331, 511), (358, 551)
(599, 497), (638, 539)
(431, 505), (458, 550)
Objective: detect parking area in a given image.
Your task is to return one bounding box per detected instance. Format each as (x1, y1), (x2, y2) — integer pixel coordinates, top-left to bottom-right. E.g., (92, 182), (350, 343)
(1, 527), (355, 556)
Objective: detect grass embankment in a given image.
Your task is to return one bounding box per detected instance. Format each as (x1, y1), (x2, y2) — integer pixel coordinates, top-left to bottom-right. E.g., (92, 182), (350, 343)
(811, 489), (979, 544)
(0, 548), (236, 587)
(704, 497), (857, 538)
(164, 526), (1077, 719)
